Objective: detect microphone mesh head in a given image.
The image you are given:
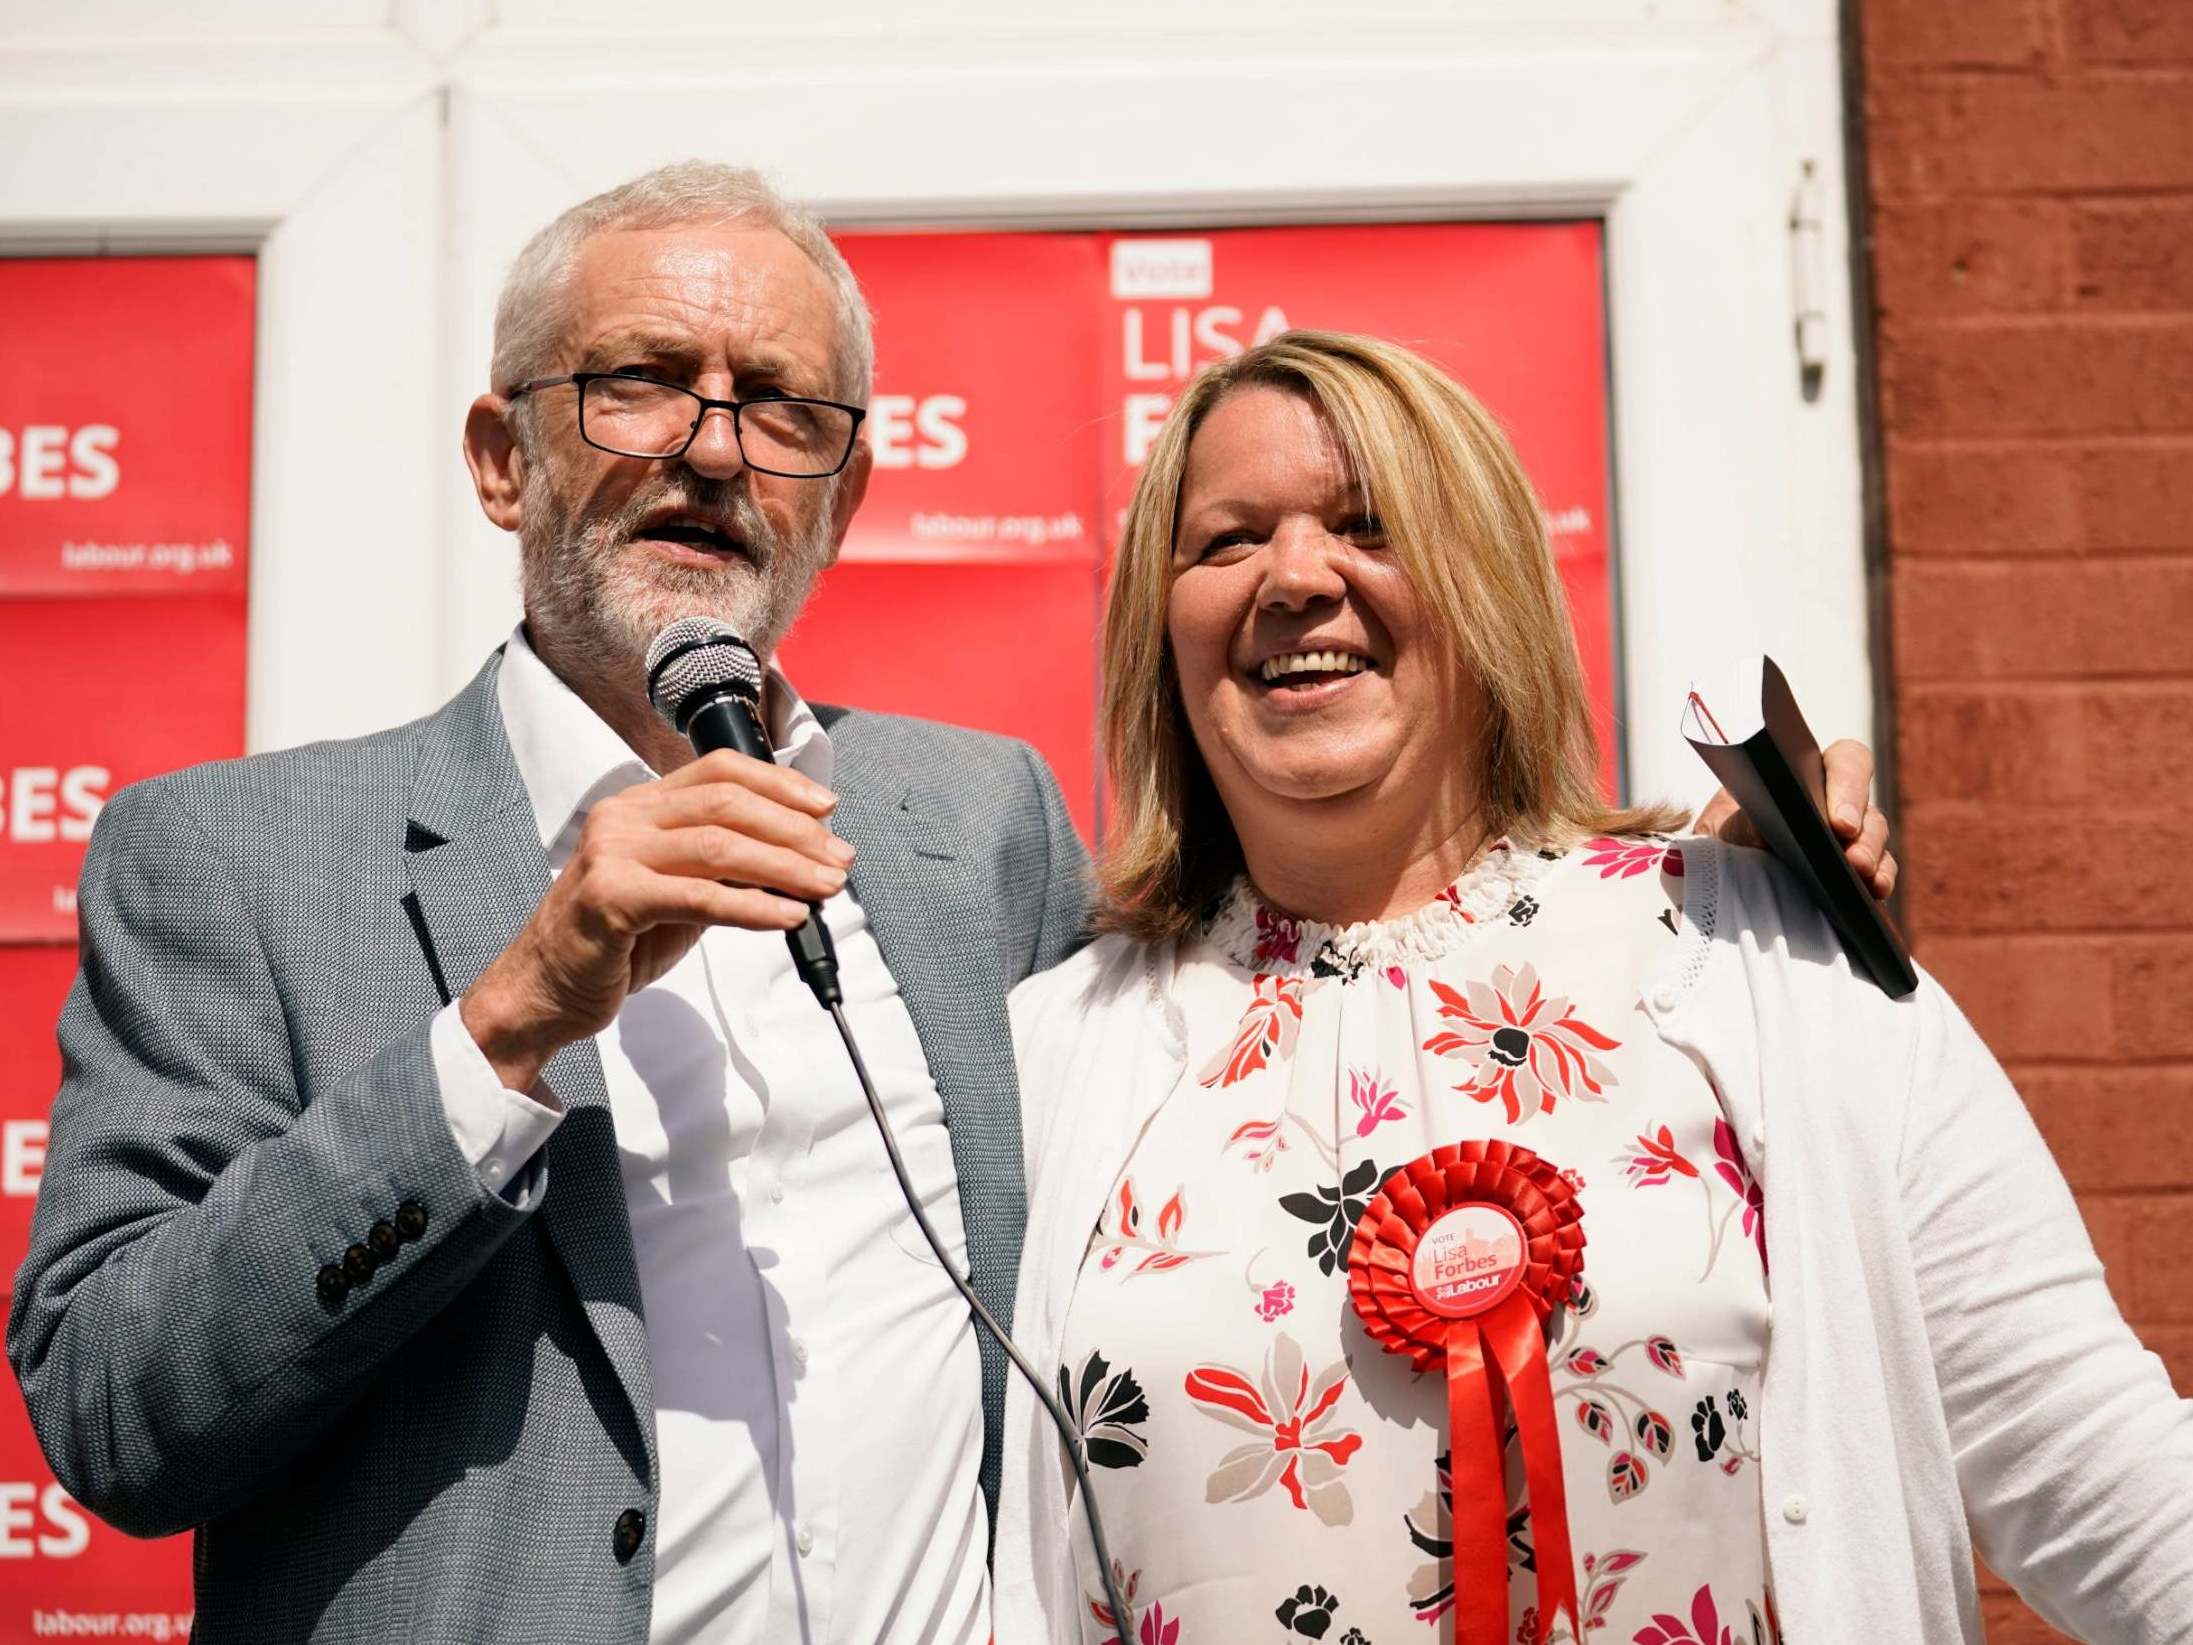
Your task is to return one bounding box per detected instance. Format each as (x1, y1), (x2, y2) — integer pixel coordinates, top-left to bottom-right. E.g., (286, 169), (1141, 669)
(646, 617), (762, 731)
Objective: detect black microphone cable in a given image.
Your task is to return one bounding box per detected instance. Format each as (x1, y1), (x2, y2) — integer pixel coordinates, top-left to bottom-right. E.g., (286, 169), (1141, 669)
(645, 619), (1135, 1645)
(824, 999), (1134, 1645)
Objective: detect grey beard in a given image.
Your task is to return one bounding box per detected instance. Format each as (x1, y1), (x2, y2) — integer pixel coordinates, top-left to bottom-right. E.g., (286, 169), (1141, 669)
(517, 461), (836, 689)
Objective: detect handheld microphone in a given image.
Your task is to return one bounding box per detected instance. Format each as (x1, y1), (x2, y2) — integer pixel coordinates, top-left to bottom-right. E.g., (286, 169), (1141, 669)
(644, 617), (844, 1007)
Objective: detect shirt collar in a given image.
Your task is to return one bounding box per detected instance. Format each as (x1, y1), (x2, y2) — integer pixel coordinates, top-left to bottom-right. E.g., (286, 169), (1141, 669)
(497, 625), (834, 868)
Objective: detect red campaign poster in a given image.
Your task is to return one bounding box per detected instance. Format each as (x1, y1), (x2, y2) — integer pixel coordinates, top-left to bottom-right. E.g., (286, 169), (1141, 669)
(1100, 224), (1618, 793)
(0, 599), (248, 943)
(0, 258), (255, 599)
(0, 946), (72, 1280)
(0, 254), (254, 945)
(785, 234), (1107, 835)
(0, 944), (194, 1637)
(787, 223), (1616, 838)
(828, 232), (1103, 566)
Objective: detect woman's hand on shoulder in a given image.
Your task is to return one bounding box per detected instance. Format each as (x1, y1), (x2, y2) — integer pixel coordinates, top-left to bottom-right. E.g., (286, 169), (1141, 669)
(1693, 738), (1897, 900)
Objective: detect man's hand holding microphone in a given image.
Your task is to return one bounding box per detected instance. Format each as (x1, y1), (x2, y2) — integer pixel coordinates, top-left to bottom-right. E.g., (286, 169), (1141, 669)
(459, 622), (852, 1095)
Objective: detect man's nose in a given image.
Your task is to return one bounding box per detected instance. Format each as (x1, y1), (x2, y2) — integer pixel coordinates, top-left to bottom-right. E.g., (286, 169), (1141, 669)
(1257, 520), (1348, 611)
(680, 404), (748, 480)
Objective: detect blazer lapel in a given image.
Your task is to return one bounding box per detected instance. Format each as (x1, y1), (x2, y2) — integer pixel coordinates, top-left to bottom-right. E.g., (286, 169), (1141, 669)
(400, 655), (658, 1482)
(829, 782), (1026, 1327)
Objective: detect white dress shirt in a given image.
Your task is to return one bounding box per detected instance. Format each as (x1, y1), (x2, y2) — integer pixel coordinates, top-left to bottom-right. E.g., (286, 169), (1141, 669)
(428, 629), (992, 1645)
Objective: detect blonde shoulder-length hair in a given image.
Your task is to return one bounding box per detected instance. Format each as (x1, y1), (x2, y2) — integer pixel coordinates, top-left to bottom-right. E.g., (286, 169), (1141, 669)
(1098, 328), (1682, 941)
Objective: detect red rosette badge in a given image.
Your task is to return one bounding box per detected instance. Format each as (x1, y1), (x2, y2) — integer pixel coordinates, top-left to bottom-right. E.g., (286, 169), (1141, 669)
(1346, 1140), (1586, 1645)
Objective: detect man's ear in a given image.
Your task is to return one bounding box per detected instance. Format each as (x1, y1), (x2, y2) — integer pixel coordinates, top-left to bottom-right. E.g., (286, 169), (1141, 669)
(820, 437), (873, 569)
(464, 394), (525, 533)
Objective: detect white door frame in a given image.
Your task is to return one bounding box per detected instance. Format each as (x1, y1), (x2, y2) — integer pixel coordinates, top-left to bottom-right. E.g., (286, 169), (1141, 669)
(1, 2), (1865, 811)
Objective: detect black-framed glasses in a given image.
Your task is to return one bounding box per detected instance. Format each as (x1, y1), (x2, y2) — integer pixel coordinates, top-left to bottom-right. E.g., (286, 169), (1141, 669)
(505, 372), (867, 478)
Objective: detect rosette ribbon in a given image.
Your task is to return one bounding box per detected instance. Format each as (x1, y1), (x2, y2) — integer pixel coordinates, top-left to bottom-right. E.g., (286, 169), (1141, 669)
(1346, 1140), (1586, 1645)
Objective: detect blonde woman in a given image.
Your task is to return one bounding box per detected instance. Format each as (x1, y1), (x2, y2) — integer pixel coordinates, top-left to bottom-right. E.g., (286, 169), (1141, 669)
(994, 332), (2191, 1644)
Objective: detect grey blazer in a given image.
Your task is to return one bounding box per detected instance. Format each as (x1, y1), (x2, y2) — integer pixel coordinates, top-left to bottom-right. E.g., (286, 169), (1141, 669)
(5, 651), (1091, 1644)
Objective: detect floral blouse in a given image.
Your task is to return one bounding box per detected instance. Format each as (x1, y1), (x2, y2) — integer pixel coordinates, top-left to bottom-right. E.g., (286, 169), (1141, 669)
(1057, 839), (1779, 1645)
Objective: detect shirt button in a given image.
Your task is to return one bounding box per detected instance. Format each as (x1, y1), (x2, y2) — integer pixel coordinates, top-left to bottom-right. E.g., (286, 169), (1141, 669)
(1650, 985), (1679, 1012)
(612, 1507), (646, 1563)
(483, 1159), (507, 1187)
(789, 1338), (809, 1367)
(770, 1183), (787, 1206)
(1781, 1494), (1809, 1524)
(795, 1523), (814, 1556)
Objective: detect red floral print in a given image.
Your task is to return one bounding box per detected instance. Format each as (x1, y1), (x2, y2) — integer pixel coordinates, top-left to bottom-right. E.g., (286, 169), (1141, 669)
(1225, 1117), (1290, 1174)
(1199, 974), (1305, 1088)
(1622, 1124), (1699, 1188)
(1087, 1561), (1141, 1636)
(1619, 1110), (1766, 1280)
(1423, 962), (1622, 1123)
(1583, 836), (1685, 882)
(1253, 905), (1302, 967)
(1094, 1179), (1217, 1276)
(1346, 1066), (1408, 1137)
(1434, 881), (1479, 921)
(1712, 1120), (1768, 1274)
(1185, 1331), (1364, 1525)
(1548, 1319), (1692, 1507)
(1631, 1582), (1774, 1645)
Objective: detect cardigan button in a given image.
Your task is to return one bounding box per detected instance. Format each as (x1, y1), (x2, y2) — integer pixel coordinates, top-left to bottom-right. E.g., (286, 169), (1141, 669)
(1781, 1493), (1809, 1524)
(1650, 985), (1678, 1012)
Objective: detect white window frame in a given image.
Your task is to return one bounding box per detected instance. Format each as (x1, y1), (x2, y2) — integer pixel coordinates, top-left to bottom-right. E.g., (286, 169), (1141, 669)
(2, 2), (1866, 810)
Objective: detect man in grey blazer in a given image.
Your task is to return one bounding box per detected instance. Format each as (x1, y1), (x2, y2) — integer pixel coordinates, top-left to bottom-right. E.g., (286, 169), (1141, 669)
(9, 163), (1089, 1644)
(8, 162), (1893, 1643)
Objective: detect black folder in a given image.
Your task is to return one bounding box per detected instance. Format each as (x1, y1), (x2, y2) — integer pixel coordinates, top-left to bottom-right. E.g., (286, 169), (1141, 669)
(1684, 656), (1917, 999)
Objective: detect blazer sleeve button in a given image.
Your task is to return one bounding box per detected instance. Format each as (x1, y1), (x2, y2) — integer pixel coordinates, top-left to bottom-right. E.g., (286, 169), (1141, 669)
(342, 1243), (378, 1284)
(393, 1201), (428, 1241)
(316, 1264), (349, 1305)
(612, 1508), (646, 1564)
(367, 1220), (401, 1258)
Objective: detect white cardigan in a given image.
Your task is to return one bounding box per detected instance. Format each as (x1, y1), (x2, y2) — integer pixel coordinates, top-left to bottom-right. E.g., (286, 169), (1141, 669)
(993, 840), (2193, 1644)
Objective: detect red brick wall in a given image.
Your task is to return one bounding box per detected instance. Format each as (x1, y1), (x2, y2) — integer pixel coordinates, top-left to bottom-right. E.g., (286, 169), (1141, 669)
(1860, 1), (2193, 1639)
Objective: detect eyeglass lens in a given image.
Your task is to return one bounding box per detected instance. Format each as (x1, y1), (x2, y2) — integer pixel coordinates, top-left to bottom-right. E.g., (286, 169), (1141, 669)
(579, 377), (855, 475)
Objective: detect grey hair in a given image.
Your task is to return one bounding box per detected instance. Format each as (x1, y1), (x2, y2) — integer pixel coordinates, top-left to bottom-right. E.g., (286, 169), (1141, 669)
(490, 160), (874, 417)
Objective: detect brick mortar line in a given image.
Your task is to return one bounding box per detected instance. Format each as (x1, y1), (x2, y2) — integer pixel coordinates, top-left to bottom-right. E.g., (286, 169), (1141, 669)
(1885, 433), (2193, 452)
(1915, 938), (2193, 950)
(1916, 929), (2193, 942)
(1912, 934), (2193, 947)
(1875, 186), (2193, 206)
(1901, 312), (2193, 326)
(1869, 64), (2193, 86)
(1904, 679), (2193, 696)
(1883, 315), (2193, 335)
(1896, 673), (2193, 687)
(1894, 550), (2193, 568)
(2000, 1070), (2193, 1083)
(1892, 549), (2193, 560)
(1908, 806), (2193, 818)
(1929, 934), (2193, 947)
